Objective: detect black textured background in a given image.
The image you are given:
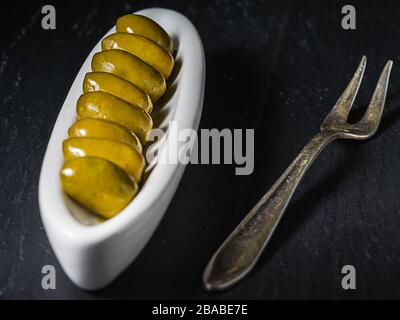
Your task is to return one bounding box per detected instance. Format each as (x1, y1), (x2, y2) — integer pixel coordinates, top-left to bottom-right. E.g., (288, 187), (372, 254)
(2, 0), (400, 299)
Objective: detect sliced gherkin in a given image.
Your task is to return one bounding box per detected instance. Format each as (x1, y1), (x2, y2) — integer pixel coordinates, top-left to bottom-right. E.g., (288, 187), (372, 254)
(63, 137), (145, 183)
(60, 157), (138, 219)
(116, 14), (174, 54)
(68, 118), (142, 153)
(83, 72), (153, 113)
(102, 33), (174, 79)
(91, 49), (166, 102)
(76, 91), (153, 145)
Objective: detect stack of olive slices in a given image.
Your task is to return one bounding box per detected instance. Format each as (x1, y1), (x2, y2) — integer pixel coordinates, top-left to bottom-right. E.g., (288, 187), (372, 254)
(60, 14), (175, 219)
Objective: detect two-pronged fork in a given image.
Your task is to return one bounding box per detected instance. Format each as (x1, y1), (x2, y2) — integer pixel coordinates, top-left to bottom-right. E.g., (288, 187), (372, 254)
(203, 56), (393, 291)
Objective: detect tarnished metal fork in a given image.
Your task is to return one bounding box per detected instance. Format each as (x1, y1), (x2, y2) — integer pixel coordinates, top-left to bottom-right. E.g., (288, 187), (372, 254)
(203, 56), (393, 291)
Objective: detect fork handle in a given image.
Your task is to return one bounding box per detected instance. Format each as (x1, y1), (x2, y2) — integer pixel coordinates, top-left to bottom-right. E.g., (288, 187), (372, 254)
(203, 130), (338, 291)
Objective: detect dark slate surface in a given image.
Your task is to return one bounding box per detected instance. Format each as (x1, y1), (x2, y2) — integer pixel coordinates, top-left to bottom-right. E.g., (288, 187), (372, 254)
(2, 0), (400, 299)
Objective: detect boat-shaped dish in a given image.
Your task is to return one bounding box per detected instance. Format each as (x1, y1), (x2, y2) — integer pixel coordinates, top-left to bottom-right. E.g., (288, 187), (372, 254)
(38, 8), (205, 290)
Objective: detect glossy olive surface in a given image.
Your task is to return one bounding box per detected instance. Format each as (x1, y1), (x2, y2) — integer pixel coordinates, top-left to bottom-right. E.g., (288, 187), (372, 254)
(68, 118), (142, 152)
(83, 72), (153, 113)
(60, 157), (138, 219)
(92, 49), (166, 102)
(63, 137), (145, 183)
(76, 91), (153, 144)
(102, 33), (174, 79)
(116, 14), (174, 54)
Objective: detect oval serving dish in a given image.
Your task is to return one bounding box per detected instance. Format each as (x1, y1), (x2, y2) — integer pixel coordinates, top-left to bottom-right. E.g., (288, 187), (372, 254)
(38, 8), (205, 290)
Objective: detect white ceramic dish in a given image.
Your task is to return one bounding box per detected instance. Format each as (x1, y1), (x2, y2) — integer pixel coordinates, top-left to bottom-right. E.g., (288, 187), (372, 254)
(38, 8), (205, 290)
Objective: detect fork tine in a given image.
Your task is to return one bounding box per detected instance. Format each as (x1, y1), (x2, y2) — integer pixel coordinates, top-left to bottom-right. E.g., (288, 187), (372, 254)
(358, 60), (393, 132)
(322, 56), (367, 127)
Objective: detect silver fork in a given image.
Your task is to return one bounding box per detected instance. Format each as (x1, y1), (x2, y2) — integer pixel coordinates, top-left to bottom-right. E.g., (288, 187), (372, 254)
(203, 56), (393, 291)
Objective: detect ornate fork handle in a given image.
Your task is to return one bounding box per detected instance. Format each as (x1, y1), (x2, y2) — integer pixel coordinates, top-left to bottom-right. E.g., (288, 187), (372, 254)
(203, 130), (338, 290)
